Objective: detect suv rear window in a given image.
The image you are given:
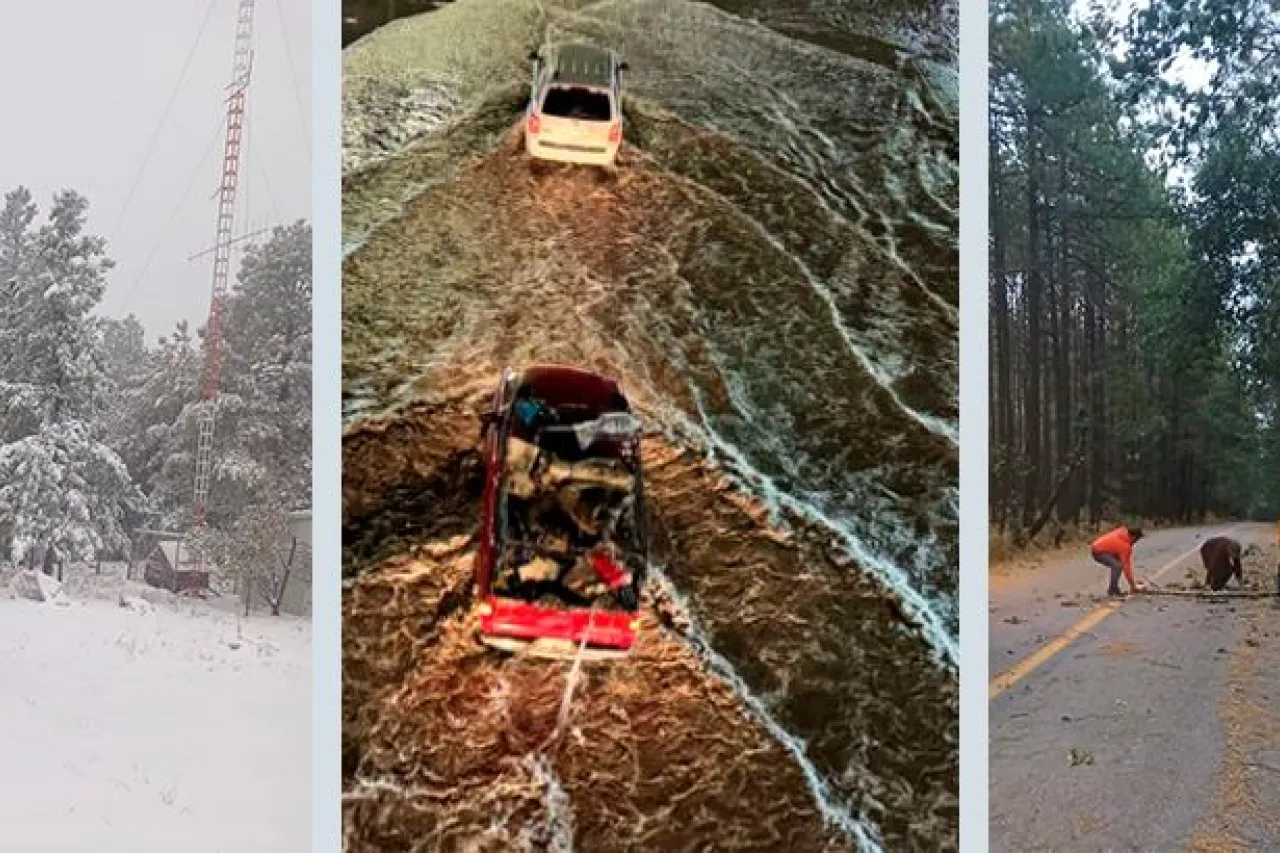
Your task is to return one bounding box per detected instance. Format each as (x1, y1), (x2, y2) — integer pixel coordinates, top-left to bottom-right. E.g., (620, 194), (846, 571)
(541, 86), (612, 122)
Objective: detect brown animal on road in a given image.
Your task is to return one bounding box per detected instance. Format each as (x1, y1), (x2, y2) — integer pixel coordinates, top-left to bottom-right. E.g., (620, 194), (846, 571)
(1199, 536), (1243, 591)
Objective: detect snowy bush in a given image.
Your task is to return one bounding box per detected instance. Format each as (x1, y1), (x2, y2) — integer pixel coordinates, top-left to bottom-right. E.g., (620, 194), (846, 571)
(0, 424), (138, 563)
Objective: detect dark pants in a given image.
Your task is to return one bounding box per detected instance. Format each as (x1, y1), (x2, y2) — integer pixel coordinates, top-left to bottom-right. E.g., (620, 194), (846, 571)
(1092, 551), (1123, 592)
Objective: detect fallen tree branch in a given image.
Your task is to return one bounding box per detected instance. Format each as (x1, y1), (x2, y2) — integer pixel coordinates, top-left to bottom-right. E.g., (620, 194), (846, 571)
(1136, 588), (1279, 600)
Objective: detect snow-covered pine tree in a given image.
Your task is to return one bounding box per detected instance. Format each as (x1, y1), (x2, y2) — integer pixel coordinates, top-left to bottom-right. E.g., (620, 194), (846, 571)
(0, 423), (137, 570)
(219, 220), (312, 510)
(0, 188), (39, 378)
(22, 191), (114, 422)
(0, 188), (42, 441)
(113, 221), (312, 533)
(0, 188), (142, 571)
(100, 314), (147, 395)
(103, 320), (202, 516)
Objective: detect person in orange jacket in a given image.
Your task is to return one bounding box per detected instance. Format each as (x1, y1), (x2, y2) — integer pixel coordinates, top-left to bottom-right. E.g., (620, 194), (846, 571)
(1090, 524), (1144, 597)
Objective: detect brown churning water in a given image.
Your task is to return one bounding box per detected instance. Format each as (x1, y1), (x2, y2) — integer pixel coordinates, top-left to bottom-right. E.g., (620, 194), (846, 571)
(341, 0), (958, 849)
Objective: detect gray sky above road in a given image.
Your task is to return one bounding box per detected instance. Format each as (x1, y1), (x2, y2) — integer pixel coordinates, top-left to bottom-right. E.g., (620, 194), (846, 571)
(0, 0), (311, 339)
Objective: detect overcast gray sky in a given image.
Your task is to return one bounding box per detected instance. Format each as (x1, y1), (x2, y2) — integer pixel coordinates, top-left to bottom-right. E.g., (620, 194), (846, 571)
(1083, 0), (1214, 86)
(0, 0), (311, 339)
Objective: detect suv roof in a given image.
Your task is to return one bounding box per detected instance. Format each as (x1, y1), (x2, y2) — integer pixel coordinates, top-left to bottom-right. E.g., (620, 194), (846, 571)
(518, 364), (629, 415)
(547, 43), (616, 89)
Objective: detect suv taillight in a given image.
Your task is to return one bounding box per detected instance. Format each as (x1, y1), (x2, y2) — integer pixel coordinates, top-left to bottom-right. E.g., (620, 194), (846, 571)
(528, 113), (541, 135)
(608, 122), (621, 143)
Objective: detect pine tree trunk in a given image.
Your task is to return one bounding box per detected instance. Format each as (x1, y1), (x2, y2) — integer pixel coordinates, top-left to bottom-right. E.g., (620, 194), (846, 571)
(991, 144), (1014, 528)
(1052, 166), (1074, 524)
(1085, 270), (1103, 523)
(1022, 116), (1044, 529)
(1095, 287), (1108, 519)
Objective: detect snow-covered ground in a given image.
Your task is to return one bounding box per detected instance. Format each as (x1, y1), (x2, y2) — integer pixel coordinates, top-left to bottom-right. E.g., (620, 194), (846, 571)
(0, 565), (310, 852)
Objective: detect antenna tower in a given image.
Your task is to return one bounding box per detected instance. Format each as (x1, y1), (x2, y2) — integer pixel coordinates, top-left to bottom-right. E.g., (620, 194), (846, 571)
(193, 0), (255, 527)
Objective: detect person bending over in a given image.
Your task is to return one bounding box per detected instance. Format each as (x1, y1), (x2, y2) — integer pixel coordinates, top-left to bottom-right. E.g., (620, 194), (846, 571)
(1090, 524), (1144, 597)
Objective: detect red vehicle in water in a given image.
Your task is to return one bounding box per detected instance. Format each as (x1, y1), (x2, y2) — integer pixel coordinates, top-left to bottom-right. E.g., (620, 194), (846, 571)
(475, 365), (648, 660)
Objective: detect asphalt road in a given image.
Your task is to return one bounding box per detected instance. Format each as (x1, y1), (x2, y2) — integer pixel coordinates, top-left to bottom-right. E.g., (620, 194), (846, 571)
(990, 523), (1280, 852)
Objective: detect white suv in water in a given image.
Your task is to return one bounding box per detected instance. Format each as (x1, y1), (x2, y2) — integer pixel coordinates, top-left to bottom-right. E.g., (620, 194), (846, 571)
(524, 43), (627, 168)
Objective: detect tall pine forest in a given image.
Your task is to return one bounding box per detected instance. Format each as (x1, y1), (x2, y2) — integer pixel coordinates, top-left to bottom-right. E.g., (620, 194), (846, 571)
(990, 0), (1280, 542)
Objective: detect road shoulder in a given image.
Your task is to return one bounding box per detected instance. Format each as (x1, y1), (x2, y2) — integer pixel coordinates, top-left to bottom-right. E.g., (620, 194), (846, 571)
(1191, 539), (1280, 852)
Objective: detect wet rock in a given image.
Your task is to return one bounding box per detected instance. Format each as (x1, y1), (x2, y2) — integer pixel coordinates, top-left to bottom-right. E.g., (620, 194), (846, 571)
(1068, 748), (1094, 767)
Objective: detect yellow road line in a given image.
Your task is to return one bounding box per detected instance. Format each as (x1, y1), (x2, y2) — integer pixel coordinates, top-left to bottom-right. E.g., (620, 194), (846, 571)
(988, 599), (1122, 699)
(989, 527), (1241, 701)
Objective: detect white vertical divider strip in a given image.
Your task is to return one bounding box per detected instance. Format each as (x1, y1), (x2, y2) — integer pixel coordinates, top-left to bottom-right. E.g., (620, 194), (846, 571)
(312, 0), (342, 850)
(958, 1), (991, 850)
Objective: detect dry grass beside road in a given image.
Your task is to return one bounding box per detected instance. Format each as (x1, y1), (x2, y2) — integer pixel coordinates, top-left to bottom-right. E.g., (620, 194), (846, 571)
(989, 524), (1119, 596)
(1190, 537), (1280, 852)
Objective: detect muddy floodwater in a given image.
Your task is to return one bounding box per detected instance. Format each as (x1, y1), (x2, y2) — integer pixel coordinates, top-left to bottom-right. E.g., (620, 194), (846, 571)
(341, 0), (958, 850)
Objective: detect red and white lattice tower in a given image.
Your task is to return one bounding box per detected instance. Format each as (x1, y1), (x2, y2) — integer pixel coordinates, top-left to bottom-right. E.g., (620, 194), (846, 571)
(193, 0), (255, 526)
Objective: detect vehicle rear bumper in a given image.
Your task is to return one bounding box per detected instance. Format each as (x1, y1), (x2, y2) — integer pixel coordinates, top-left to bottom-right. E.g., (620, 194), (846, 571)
(478, 596), (637, 654)
(525, 134), (619, 166)
(479, 635), (631, 661)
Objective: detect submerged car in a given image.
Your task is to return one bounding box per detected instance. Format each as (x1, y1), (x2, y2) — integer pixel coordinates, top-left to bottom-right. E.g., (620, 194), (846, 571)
(475, 365), (648, 660)
(524, 43), (627, 168)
